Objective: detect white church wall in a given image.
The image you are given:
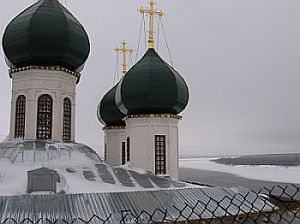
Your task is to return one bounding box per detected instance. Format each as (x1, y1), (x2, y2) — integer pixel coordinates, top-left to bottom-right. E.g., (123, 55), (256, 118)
(9, 69), (77, 142)
(104, 127), (126, 166)
(125, 116), (180, 179)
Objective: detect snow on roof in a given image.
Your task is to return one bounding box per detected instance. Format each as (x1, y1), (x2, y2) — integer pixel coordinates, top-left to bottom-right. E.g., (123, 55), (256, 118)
(0, 140), (189, 196)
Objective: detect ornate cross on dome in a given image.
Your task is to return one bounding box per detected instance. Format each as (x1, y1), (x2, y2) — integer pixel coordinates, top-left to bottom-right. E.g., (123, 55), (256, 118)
(115, 41), (133, 76)
(138, 1), (164, 49)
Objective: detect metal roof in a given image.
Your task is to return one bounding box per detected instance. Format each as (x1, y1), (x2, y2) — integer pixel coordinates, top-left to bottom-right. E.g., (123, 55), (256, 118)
(0, 186), (275, 223)
(3, 0), (90, 72)
(0, 140), (101, 164)
(0, 140), (188, 195)
(116, 48), (189, 116)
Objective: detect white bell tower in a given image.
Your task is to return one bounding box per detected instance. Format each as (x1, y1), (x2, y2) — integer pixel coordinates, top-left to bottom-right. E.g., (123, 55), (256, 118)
(9, 67), (78, 142)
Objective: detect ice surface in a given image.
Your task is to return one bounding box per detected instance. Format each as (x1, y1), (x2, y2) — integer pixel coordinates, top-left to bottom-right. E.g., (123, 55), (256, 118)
(180, 158), (300, 184)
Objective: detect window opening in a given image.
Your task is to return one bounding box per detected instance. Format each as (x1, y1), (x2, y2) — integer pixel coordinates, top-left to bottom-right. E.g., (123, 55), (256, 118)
(127, 137), (130, 162)
(36, 94), (53, 140)
(15, 95), (26, 138)
(122, 142), (126, 165)
(63, 98), (71, 141)
(155, 135), (166, 175)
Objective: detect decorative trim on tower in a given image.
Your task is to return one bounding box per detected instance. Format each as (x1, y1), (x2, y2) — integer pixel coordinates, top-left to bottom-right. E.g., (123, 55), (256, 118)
(9, 66), (81, 84)
(103, 126), (126, 131)
(124, 114), (182, 120)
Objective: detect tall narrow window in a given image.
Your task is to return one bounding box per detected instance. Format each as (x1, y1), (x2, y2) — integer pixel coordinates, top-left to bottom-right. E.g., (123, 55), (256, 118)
(104, 143), (107, 162)
(155, 135), (166, 175)
(15, 95), (26, 138)
(36, 94), (53, 140)
(127, 137), (130, 162)
(63, 98), (72, 141)
(122, 142), (126, 165)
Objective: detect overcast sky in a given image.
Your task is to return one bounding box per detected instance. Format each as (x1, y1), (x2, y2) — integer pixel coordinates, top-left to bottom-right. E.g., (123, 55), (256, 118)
(0, 0), (299, 156)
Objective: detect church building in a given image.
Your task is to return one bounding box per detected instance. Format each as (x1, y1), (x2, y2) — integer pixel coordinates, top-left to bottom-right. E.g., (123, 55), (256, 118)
(2, 0), (90, 142)
(98, 1), (189, 179)
(0, 1), (275, 223)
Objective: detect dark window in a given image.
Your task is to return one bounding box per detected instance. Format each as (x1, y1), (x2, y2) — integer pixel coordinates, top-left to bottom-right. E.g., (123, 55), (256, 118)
(127, 137), (130, 162)
(155, 135), (166, 175)
(63, 98), (72, 141)
(122, 142), (126, 165)
(104, 143), (107, 162)
(15, 95), (26, 138)
(36, 94), (53, 140)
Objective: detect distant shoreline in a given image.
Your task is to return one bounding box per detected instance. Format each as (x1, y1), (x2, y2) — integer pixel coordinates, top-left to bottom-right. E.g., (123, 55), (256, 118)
(212, 153), (300, 167)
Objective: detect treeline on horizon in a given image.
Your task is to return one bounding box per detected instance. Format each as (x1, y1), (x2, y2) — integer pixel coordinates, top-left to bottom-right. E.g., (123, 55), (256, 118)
(212, 153), (300, 167)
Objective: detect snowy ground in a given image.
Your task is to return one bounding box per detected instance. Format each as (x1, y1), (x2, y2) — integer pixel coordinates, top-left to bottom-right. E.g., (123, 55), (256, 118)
(179, 158), (300, 184)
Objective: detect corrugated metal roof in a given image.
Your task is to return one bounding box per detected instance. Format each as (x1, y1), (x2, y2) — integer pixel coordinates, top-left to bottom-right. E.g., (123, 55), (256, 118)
(0, 187), (275, 223)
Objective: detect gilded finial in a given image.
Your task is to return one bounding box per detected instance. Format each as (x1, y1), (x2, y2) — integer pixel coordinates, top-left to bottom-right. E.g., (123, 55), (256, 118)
(115, 41), (133, 76)
(138, 0), (164, 49)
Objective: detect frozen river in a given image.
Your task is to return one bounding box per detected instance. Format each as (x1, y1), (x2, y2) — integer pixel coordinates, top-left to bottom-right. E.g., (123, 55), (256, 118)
(180, 158), (300, 184)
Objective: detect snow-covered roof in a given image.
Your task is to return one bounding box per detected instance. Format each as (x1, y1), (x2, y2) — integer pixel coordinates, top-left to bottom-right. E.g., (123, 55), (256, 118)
(0, 140), (276, 222)
(0, 140), (188, 196)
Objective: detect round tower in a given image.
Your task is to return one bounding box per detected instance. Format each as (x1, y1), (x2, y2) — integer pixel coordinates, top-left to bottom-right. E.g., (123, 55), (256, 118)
(97, 41), (132, 166)
(113, 1), (189, 179)
(2, 0), (90, 142)
(97, 84), (126, 166)
(116, 48), (189, 179)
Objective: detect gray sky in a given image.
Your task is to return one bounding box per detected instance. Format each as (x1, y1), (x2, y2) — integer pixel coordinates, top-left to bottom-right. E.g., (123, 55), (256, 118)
(0, 0), (299, 156)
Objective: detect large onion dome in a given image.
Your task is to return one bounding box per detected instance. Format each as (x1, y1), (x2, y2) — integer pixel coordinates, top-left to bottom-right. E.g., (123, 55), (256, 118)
(116, 48), (189, 115)
(97, 84), (126, 127)
(2, 0), (90, 72)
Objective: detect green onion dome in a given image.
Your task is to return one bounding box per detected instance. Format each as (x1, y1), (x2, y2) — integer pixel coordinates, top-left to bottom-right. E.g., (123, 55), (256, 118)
(2, 0), (90, 72)
(97, 84), (126, 127)
(116, 48), (189, 115)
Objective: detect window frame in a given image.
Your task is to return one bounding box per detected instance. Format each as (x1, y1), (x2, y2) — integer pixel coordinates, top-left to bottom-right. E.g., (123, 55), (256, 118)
(36, 94), (53, 140)
(15, 95), (26, 139)
(155, 135), (167, 175)
(63, 98), (72, 141)
(127, 137), (130, 162)
(122, 142), (126, 165)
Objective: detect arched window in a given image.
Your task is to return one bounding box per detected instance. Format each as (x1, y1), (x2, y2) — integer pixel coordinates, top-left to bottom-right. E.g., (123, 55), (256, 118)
(36, 94), (53, 140)
(63, 98), (72, 141)
(15, 95), (26, 138)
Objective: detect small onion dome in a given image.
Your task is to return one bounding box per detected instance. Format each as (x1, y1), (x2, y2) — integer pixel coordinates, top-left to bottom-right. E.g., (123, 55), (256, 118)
(97, 84), (126, 127)
(2, 0), (90, 72)
(116, 48), (189, 115)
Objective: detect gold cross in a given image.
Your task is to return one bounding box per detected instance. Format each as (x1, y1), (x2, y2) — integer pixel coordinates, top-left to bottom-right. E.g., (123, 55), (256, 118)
(115, 40), (133, 76)
(138, 1), (164, 49)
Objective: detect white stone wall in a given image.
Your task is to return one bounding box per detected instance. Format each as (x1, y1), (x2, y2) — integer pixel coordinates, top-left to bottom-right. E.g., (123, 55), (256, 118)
(9, 69), (77, 141)
(125, 116), (180, 179)
(104, 128), (126, 166)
